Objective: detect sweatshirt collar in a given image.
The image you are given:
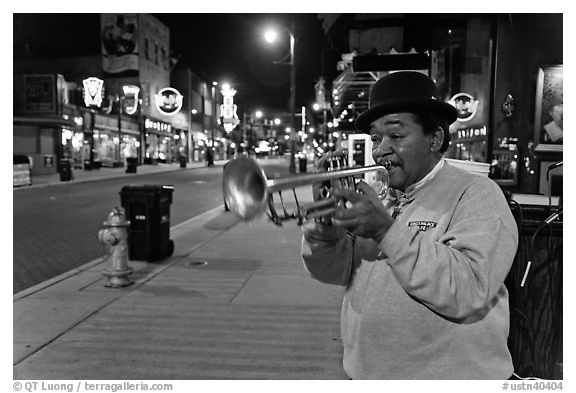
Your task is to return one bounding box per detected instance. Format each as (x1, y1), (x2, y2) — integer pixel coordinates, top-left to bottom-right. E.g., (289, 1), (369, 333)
(391, 159), (445, 201)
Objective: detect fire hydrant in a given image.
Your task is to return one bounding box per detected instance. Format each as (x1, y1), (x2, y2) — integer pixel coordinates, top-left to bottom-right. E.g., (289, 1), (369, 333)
(98, 206), (134, 288)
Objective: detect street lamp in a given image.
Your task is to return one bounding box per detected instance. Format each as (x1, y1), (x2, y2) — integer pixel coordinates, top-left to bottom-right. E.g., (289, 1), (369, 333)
(264, 22), (296, 173)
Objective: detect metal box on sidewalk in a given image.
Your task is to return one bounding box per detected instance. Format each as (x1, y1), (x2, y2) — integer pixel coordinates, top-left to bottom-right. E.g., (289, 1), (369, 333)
(120, 185), (175, 262)
(299, 157), (307, 173)
(125, 157), (138, 173)
(59, 159), (73, 181)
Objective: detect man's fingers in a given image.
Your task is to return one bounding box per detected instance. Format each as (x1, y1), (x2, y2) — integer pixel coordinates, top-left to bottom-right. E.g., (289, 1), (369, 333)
(331, 187), (362, 203)
(331, 216), (358, 228)
(317, 149), (346, 171)
(356, 181), (380, 200)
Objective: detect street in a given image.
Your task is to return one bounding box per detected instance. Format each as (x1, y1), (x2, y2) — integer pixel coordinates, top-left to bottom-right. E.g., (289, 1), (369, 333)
(13, 159), (291, 294)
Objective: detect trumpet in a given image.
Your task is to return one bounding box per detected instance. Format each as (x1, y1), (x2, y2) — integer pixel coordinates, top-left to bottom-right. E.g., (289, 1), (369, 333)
(222, 156), (389, 225)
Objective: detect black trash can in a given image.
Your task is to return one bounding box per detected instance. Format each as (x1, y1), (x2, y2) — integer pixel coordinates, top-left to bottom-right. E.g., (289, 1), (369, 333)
(179, 156), (187, 168)
(59, 159), (73, 181)
(120, 185), (175, 262)
(126, 157), (138, 173)
(299, 157), (307, 173)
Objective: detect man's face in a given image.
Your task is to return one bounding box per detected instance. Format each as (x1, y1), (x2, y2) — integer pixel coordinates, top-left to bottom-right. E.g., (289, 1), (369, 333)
(370, 113), (437, 191)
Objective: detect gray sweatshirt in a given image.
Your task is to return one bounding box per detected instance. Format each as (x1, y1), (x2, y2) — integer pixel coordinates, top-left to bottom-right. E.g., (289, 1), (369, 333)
(302, 160), (518, 379)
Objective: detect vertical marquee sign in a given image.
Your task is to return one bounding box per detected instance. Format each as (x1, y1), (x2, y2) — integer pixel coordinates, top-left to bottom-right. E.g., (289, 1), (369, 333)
(220, 84), (239, 132)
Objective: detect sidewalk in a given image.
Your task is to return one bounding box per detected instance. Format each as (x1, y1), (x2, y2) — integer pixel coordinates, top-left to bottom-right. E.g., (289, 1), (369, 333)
(15, 159), (225, 190)
(13, 158), (347, 380)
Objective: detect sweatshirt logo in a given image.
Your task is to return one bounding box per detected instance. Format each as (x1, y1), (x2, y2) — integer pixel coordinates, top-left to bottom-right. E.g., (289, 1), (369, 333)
(408, 221), (437, 232)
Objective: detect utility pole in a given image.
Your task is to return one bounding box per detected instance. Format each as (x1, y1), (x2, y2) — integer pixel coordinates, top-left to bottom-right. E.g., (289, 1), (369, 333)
(288, 20), (297, 173)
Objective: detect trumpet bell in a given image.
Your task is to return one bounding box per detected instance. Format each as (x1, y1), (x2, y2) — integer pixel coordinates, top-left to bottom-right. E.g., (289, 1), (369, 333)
(222, 156), (268, 221)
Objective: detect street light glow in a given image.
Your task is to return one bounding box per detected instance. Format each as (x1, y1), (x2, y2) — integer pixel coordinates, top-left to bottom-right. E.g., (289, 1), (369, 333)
(264, 29), (277, 43)
(255, 110), (263, 118)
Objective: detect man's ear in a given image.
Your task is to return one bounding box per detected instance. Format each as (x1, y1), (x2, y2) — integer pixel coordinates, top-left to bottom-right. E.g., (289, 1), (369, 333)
(430, 127), (444, 152)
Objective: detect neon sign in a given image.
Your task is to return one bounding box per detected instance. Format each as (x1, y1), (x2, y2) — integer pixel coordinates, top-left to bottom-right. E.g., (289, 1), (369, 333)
(220, 84), (239, 132)
(155, 87), (183, 116)
(82, 77), (104, 108)
(122, 85), (140, 115)
(449, 93), (479, 122)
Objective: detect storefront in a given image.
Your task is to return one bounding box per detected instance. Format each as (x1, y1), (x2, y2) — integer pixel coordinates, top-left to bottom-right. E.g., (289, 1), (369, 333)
(144, 117), (174, 164)
(172, 128), (189, 162)
(13, 116), (82, 176)
(81, 111), (141, 168)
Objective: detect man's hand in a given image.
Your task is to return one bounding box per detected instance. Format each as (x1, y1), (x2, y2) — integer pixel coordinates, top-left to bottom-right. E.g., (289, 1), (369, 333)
(311, 149), (347, 225)
(330, 181), (394, 243)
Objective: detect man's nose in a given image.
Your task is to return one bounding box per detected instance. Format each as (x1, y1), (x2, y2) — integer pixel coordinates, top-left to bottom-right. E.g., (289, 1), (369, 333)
(372, 139), (391, 157)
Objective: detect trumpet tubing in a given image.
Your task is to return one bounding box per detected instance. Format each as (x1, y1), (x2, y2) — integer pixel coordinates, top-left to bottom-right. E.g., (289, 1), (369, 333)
(222, 156), (389, 225)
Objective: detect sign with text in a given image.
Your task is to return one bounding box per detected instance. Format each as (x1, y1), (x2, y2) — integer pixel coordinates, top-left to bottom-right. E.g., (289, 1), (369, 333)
(24, 74), (57, 113)
(101, 13), (139, 74)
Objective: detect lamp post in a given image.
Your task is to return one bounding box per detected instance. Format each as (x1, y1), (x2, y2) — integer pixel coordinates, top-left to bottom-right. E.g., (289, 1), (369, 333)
(265, 21), (296, 173)
(242, 112), (249, 155)
(117, 94), (123, 165)
(208, 81), (218, 167)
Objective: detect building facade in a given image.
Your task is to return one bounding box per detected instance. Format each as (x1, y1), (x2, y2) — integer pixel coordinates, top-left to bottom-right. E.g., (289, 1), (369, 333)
(13, 13), (223, 176)
(318, 13), (562, 196)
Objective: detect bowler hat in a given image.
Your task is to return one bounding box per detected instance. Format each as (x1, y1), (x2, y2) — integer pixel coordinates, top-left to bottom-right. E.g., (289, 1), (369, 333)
(355, 71), (458, 133)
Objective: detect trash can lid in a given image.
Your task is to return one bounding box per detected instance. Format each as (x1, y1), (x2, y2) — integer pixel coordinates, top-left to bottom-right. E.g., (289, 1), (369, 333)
(13, 155), (30, 164)
(120, 184), (174, 192)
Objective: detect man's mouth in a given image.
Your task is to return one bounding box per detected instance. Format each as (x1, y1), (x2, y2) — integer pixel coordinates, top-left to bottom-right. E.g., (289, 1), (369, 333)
(378, 159), (396, 169)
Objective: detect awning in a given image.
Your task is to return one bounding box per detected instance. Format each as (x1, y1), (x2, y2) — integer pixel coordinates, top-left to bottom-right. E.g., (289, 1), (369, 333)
(13, 116), (79, 128)
(331, 50), (430, 130)
(331, 66), (379, 126)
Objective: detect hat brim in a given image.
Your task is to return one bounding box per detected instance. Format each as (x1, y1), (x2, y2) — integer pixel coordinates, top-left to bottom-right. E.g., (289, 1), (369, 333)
(355, 99), (458, 133)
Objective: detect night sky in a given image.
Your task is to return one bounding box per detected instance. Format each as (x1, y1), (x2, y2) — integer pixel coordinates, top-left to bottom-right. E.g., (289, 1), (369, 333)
(13, 13), (333, 114)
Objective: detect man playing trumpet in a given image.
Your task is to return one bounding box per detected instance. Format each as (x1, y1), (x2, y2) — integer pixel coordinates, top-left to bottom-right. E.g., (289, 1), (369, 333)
(301, 71), (518, 379)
